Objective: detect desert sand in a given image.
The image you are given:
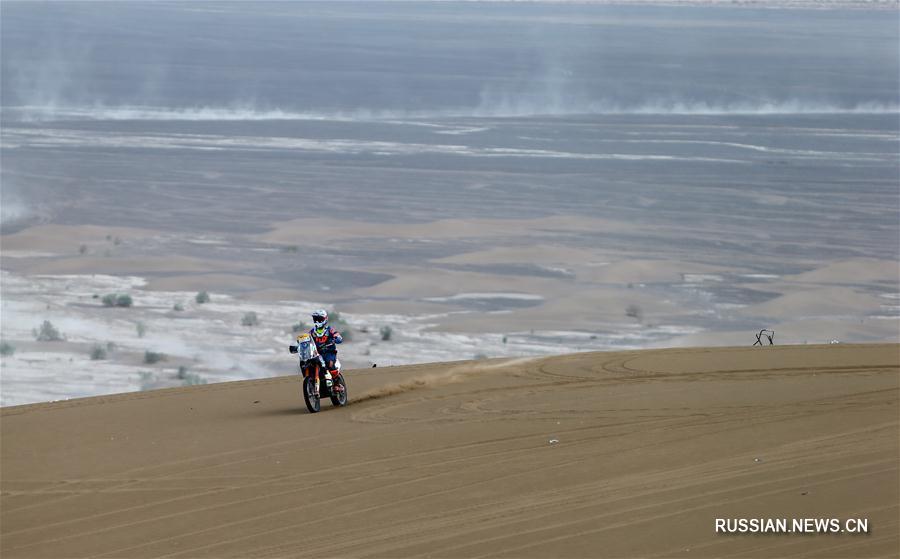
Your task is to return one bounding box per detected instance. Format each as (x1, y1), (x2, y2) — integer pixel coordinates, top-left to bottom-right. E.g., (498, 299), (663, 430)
(1, 343), (897, 558)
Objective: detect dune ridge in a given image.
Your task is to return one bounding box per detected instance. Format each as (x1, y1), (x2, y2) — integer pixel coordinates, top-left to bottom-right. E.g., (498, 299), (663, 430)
(1, 344), (897, 558)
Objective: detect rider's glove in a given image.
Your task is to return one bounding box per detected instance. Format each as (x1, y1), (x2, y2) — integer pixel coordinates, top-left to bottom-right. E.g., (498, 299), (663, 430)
(289, 345), (297, 354)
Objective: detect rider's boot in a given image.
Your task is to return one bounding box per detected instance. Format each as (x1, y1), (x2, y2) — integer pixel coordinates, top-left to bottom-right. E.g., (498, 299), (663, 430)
(330, 370), (344, 392)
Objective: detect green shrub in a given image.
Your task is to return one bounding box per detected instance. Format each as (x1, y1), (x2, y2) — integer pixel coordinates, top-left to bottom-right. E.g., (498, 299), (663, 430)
(0, 341), (15, 356)
(195, 291), (210, 304)
(102, 293), (133, 307)
(625, 304), (643, 322)
(144, 351), (166, 364)
(180, 371), (207, 386)
(291, 322), (308, 333)
(173, 303), (184, 312)
(330, 312), (353, 341)
(138, 371), (158, 391)
(90, 345), (107, 360)
(175, 365), (205, 385)
(175, 365), (206, 386)
(380, 325), (393, 341)
(241, 312), (260, 327)
(136, 322), (147, 338)
(34, 320), (64, 342)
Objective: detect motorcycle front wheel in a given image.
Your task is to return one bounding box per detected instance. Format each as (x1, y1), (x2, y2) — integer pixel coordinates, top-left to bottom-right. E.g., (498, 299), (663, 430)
(303, 375), (321, 413)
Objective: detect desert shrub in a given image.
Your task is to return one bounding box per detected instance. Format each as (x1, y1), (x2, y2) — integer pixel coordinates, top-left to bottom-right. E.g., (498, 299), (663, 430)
(79, 244), (88, 255)
(0, 341), (15, 356)
(473, 353), (488, 360)
(625, 304), (643, 322)
(106, 341), (118, 353)
(144, 350), (166, 364)
(136, 322), (147, 338)
(195, 291), (210, 304)
(241, 312), (259, 327)
(138, 371), (159, 391)
(502, 335), (508, 344)
(330, 312), (353, 341)
(173, 303), (184, 312)
(177, 366), (206, 386)
(380, 325), (393, 341)
(102, 294), (133, 307)
(90, 345), (107, 360)
(180, 371), (207, 386)
(34, 320), (64, 342)
(291, 322), (308, 333)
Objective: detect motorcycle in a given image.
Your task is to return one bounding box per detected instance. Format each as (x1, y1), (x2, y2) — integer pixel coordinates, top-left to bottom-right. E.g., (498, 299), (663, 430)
(291, 332), (348, 413)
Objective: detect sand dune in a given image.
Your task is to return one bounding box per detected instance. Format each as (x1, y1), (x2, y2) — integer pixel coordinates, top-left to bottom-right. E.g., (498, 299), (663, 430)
(1, 344), (898, 558)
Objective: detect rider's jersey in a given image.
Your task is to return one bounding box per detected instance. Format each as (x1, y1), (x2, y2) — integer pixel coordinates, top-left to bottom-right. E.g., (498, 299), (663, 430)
(310, 326), (342, 354)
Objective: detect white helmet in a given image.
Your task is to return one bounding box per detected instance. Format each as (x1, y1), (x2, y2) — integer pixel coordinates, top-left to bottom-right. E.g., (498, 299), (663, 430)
(311, 309), (328, 333)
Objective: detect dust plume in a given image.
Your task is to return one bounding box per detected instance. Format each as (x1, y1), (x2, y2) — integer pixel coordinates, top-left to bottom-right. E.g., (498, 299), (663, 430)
(353, 357), (539, 404)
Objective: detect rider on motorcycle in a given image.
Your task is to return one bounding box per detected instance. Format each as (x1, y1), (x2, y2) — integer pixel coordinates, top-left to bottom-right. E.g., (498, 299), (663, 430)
(308, 309), (343, 386)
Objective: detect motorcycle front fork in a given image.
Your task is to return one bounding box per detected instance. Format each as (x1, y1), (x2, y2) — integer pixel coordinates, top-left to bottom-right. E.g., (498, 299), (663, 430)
(311, 371), (337, 396)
